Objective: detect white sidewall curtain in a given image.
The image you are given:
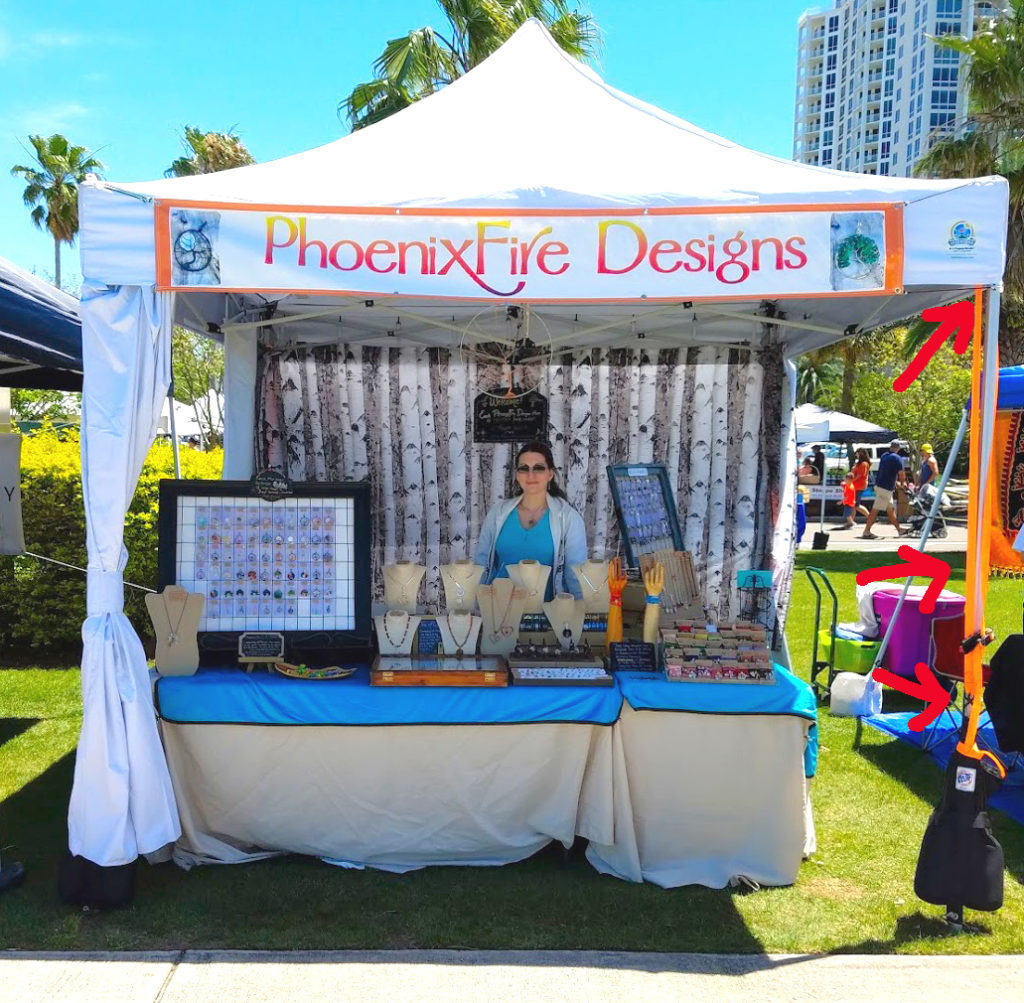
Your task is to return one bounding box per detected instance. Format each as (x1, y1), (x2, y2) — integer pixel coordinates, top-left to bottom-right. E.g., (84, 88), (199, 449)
(70, 283), (181, 866)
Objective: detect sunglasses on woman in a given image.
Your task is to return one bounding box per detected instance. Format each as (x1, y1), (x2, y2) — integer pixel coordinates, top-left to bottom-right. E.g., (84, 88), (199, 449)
(516, 464), (549, 474)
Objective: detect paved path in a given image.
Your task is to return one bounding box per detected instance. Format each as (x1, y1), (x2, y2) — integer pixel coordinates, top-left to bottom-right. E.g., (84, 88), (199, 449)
(798, 522), (967, 553)
(2, 949), (1023, 1002)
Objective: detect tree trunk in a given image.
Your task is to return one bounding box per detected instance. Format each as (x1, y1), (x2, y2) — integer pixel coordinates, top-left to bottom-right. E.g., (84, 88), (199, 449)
(841, 342), (857, 414)
(999, 315), (1024, 367)
(53, 237), (61, 290)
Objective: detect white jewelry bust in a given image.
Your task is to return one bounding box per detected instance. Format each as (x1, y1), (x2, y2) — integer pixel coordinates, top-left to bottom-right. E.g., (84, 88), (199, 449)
(437, 611), (482, 657)
(375, 610), (423, 655)
(146, 585), (205, 676)
(506, 560), (551, 614)
(439, 560), (484, 613)
(477, 579), (528, 656)
(572, 559), (611, 614)
(382, 561), (426, 614)
(543, 593), (587, 651)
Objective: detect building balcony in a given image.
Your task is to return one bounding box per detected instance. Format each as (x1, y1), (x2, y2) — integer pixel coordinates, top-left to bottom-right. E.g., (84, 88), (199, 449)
(865, 111), (880, 122)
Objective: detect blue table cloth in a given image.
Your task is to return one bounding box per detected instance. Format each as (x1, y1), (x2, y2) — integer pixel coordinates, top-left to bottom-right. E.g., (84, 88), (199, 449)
(616, 664), (819, 777)
(155, 665), (623, 727)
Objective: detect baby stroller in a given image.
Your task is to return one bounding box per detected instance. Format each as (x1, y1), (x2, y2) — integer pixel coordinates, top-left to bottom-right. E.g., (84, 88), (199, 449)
(901, 481), (949, 538)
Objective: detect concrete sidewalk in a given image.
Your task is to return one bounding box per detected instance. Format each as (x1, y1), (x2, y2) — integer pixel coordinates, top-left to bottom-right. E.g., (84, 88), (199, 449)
(2, 949), (1022, 1003)
(798, 522), (967, 552)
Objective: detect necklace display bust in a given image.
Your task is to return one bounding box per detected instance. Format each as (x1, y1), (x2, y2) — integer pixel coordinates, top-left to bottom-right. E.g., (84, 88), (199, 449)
(439, 560), (484, 613)
(507, 559), (551, 614)
(437, 611), (482, 657)
(477, 579), (528, 656)
(375, 610), (423, 655)
(542, 593), (587, 651)
(382, 561), (426, 614)
(572, 559), (611, 614)
(146, 585), (204, 675)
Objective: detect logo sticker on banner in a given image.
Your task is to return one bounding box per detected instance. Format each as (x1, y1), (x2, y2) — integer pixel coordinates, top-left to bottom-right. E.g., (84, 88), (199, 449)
(154, 201), (904, 301)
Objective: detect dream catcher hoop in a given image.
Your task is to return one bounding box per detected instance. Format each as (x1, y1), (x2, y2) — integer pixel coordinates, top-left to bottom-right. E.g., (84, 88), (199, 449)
(457, 304), (553, 399)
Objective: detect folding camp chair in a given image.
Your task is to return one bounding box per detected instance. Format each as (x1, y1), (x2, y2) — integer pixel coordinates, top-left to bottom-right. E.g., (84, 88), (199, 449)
(922, 613), (992, 752)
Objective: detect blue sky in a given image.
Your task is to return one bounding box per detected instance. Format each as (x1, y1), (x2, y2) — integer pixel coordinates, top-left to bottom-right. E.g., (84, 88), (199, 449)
(0, 1), (819, 286)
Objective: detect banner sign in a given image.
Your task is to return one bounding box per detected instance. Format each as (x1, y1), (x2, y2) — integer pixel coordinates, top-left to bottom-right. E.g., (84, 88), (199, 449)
(155, 202), (903, 301)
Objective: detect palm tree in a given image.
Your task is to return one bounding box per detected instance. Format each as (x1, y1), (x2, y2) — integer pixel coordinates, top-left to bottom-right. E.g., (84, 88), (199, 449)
(165, 126), (255, 178)
(912, 1), (1024, 363)
(10, 134), (104, 289)
(340, 1), (600, 130)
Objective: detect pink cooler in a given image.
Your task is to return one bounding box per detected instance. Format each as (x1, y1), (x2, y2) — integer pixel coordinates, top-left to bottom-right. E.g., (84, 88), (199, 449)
(872, 586), (966, 678)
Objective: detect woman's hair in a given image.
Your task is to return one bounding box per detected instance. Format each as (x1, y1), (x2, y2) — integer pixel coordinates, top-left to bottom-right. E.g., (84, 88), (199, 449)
(855, 448), (870, 463)
(513, 441), (567, 499)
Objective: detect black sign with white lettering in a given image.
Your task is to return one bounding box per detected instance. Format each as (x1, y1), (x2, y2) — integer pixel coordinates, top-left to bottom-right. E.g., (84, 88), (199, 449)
(608, 641), (658, 673)
(473, 389), (549, 444)
(238, 631), (286, 663)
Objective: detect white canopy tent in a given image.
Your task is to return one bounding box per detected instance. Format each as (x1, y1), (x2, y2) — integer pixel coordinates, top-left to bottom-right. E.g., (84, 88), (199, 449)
(72, 20), (1008, 876)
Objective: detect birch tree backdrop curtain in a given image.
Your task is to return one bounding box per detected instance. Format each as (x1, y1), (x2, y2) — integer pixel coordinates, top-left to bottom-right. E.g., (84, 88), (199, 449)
(257, 345), (790, 621)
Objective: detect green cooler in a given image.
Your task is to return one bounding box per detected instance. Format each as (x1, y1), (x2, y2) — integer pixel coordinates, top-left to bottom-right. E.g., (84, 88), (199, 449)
(818, 627), (879, 675)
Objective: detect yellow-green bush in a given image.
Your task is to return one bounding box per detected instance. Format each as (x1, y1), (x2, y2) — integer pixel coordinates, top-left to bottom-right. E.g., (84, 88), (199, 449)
(0, 430), (222, 656)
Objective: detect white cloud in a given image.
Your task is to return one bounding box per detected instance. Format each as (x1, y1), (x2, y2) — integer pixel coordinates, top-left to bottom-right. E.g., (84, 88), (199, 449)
(12, 102), (92, 135)
(30, 31), (89, 48)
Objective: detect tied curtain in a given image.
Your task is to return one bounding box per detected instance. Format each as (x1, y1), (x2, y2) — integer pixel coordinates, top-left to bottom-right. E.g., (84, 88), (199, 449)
(256, 345), (791, 623)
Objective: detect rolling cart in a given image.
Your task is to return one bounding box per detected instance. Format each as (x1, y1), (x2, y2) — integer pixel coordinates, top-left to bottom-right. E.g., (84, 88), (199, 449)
(805, 566), (838, 700)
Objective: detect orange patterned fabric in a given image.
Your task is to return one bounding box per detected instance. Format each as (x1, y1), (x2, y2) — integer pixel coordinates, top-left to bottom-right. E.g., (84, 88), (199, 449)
(989, 409), (1024, 575)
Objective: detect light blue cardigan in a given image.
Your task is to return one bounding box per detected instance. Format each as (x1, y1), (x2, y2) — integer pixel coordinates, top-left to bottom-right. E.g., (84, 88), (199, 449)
(473, 494), (588, 599)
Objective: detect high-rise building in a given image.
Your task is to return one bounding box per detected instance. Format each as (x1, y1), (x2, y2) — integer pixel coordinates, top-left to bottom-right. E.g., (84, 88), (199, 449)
(793, 0), (1008, 177)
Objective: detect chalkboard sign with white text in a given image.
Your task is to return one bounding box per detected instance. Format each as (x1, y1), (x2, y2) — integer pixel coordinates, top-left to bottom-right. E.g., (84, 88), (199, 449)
(473, 389), (549, 443)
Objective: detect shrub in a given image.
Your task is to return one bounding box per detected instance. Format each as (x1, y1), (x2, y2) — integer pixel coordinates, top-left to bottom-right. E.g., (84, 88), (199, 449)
(0, 430), (222, 656)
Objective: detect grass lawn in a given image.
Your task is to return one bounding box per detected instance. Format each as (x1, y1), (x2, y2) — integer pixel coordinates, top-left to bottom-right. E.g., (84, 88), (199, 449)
(2, 548), (1023, 953)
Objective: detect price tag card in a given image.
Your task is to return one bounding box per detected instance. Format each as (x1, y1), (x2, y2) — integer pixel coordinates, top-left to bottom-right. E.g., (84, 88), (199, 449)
(608, 640), (658, 673)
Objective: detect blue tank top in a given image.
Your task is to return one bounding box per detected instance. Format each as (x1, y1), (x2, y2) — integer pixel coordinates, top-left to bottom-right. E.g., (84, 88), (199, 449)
(493, 509), (555, 600)
(919, 460), (934, 486)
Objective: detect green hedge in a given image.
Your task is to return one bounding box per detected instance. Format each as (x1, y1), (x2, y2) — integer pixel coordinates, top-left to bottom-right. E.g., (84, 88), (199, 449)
(0, 431), (222, 656)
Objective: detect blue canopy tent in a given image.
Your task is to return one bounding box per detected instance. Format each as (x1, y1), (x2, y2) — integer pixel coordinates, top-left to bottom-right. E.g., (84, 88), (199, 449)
(995, 366), (1024, 410)
(0, 256), (82, 391)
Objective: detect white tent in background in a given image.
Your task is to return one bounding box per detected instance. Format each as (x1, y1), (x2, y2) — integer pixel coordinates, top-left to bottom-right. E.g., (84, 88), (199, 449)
(71, 20), (1007, 883)
(794, 403), (897, 443)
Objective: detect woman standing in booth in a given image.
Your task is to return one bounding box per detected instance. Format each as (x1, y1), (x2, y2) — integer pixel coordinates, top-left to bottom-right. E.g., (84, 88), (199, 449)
(473, 441), (588, 600)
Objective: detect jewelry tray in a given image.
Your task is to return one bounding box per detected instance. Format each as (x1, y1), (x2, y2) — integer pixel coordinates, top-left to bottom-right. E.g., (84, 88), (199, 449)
(371, 655), (509, 687)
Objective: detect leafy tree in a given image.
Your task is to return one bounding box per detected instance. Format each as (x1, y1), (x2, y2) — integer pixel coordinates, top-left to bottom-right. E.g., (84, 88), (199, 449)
(913, 1), (1024, 363)
(11, 389), (80, 423)
(849, 328), (972, 466)
(10, 134), (104, 289)
(796, 354), (841, 405)
(171, 328), (224, 447)
(340, 1), (600, 130)
(165, 126), (255, 177)
(794, 330), (875, 414)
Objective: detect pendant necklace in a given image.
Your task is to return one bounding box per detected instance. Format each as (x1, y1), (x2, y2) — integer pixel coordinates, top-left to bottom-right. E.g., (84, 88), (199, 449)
(446, 566), (477, 602)
(578, 565), (601, 596)
(446, 613), (474, 656)
(381, 611), (413, 650)
(486, 586), (517, 643)
(388, 565), (421, 607)
(163, 593), (191, 647)
(519, 500), (547, 529)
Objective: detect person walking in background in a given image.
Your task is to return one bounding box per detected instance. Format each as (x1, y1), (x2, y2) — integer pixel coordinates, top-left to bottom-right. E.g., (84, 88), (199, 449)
(918, 442), (939, 490)
(861, 439), (906, 539)
(838, 472), (859, 529)
(851, 448), (871, 518)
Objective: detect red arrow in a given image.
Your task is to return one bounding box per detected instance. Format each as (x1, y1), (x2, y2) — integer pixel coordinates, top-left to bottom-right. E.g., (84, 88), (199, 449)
(874, 663), (952, 731)
(893, 299), (974, 392)
(855, 545), (951, 614)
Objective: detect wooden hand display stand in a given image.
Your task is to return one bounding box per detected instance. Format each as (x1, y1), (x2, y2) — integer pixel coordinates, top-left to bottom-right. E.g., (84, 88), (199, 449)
(374, 611), (422, 655)
(439, 561), (484, 613)
(606, 558), (627, 644)
(146, 586), (204, 676)
(573, 559), (610, 613)
(507, 560), (550, 614)
(542, 593), (587, 650)
(437, 612), (483, 656)
(382, 561), (426, 614)
(642, 561), (665, 643)
(478, 579), (528, 656)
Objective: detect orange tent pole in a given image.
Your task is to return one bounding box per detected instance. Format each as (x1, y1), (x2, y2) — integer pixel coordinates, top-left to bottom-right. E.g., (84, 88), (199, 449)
(958, 287), (999, 760)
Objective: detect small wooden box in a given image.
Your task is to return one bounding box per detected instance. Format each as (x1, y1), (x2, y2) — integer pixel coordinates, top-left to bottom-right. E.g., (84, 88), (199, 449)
(371, 655), (508, 687)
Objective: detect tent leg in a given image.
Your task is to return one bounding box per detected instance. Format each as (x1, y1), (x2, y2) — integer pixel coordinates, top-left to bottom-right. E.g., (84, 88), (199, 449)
(167, 380), (181, 479)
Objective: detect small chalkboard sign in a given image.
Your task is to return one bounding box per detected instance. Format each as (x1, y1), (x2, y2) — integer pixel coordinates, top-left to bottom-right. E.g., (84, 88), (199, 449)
(608, 640), (658, 673)
(238, 631), (286, 668)
(473, 389), (549, 443)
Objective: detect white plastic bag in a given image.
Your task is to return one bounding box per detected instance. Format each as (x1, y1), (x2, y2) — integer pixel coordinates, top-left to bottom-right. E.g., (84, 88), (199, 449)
(830, 669), (883, 718)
